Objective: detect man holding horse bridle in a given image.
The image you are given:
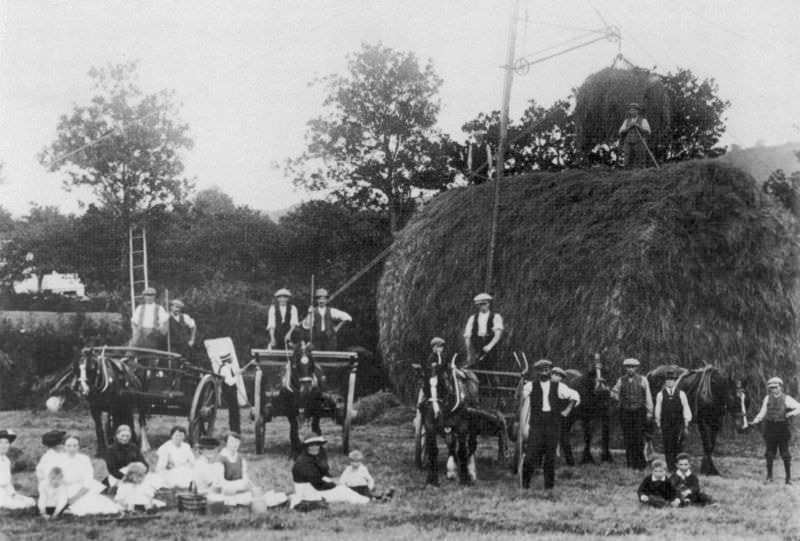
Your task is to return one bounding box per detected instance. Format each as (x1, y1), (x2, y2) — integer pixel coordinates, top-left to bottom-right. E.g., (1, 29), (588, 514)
(521, 359), (580, 490)
(463, 293), (503, 369)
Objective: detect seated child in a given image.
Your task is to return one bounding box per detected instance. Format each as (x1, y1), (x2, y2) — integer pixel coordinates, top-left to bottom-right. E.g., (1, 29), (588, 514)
(339, 450), (374, 497)
(670, 453), (712, 506)
(38, 467), (69, 519)
(637, 459), (680, 508)
(115, 462), (165, 511)
(192, 437), (223, 497)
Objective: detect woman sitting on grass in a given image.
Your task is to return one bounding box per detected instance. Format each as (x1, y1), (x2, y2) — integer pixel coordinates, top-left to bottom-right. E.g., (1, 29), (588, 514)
(59, 433), (121, 516)
(0, 429), (35, 510)
(103, 424), (147, 490)
(217, 433), (253, 505)
(290, 436), (369, 508)
(155, 426), (195, 488)
(637, 459), (680, 508)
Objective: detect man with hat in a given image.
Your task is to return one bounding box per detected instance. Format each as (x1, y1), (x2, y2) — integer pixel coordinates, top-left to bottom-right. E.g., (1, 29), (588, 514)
(521, 359), (580, 490)
(267, 288), (299, 349)
(219, 352), (244, 434)
(611, 358), (653, 469)
(290, 436), (368, 507)
(618, 102), (651, 168)
(463, 293), (504, 369)
(302, 288), (352, 351)
(131, 287), (169, 349)
(654, 369), (692, 472)
(584, 352), (614, 463)
(550, 366), (576, 467)
(0, 429), (36, 509)
(750, 376), (800, 484)
(167, 299), (197, 361)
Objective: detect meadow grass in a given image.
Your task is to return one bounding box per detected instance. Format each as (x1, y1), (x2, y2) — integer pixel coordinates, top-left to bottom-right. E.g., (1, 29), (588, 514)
(0, 406), (798, 541)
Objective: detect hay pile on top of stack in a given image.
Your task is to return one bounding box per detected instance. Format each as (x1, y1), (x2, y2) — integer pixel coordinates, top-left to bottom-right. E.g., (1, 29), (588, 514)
(573, 66), (671, 156)
(378, 160), (800, 398)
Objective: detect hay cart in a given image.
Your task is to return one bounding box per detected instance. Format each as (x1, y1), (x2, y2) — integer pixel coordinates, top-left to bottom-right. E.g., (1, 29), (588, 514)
(413, 364), (523, 470)
(96, 346), (222, 444)
(248, 348), (359, 455)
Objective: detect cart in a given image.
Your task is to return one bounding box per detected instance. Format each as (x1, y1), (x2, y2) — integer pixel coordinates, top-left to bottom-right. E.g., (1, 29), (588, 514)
(248, 348), (359, 454)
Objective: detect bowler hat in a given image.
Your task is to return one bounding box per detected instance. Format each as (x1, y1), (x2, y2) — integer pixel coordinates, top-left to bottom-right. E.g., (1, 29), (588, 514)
(42, 430), (66, 447)
(0, 430), (16, 444)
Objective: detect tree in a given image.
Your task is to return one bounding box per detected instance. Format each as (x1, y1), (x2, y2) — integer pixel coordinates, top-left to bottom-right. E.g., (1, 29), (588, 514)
(40, 61), (194, 225)
(287, 43), (456, 232)
(660, 68), (730, 161)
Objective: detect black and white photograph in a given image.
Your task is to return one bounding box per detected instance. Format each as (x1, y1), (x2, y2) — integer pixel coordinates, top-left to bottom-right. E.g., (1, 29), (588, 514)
(1, 1), (799, 539)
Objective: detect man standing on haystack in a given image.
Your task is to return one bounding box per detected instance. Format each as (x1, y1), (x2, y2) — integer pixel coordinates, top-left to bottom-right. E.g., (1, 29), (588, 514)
(618, 102), (651, 168)
(130, 287), (169, 350)
(302, 288), (352, 351)
(612, 358), (653, 470)
(463, 293), (504, 369)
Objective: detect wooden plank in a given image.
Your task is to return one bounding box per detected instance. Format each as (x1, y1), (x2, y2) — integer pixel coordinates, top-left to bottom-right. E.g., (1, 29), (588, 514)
(250, 349), (357, 361)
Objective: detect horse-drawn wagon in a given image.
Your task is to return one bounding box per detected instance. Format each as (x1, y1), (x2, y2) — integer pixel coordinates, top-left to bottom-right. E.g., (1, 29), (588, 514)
(248, 347), (359, 455)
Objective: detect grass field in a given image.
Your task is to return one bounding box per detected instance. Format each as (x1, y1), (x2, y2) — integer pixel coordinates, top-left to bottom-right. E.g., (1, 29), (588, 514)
(1, 405), (798, 541)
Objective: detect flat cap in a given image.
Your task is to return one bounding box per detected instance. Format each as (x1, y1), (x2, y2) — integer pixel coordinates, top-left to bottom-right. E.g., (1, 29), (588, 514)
(628, 102), (641, 110)
(302, 435), (327, 446)
(142, 287), (157, 296)
(622, 358), (640, 367)
(315, 288), (329, 298)
(0, 430), (16, 443)
(42, 430), (66, 447)
(169, 299), (184, 308)
(473, 293), (493, 304)
(551, 367), (567, 378)
(767, 377), (784, 388)
(274, 288), (292, 298)
(430, 337), (445, 347)
(533, 359), (552, 370)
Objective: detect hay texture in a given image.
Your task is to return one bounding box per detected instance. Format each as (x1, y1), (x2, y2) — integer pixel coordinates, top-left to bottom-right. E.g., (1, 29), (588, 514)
(574, 67), (671, 156)
(378, 161), (800, 398)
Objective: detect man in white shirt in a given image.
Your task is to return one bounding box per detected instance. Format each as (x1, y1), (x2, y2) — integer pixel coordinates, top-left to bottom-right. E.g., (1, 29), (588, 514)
(131, 287), (169, 350)
(463, 293), (503, 368)
(618, 102), (652, 168)
(267, 288), (299, 349)
(654, 370), (692, 472)
(302, 289), (352, 351)
(750, 377), (800, 484)
(521, 359), (580, 490)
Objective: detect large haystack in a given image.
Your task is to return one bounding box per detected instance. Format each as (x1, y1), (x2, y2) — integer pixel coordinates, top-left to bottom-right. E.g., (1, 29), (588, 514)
(378, 161), (800, 399)
(574, 67), (671, 156)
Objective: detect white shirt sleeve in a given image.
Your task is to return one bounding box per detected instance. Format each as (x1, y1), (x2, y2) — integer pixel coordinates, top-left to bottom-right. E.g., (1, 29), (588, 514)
(0, 457), (11, 490)
(752, 396), (769, 424)
(680, 391), (693, 424)
(463, 315), (475, 339)
(290, 305), (300, 327)
(266, 306), (276, 331)
(491, 313), (504, 332)
(183, 314), (196, 329)
(785, 395), (800, 417)
(558, 383), (581, 406)
(330, 307), (352, 323)
(644, 378), (654, 417)
(654, 391), (663, 422)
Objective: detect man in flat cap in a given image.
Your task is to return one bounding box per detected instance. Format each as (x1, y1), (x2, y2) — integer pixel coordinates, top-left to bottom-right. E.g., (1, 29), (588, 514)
(612, 358), (653, 469)
(131, 287), (169, 350)
(750, 376), (800, 484)
(168, 299), (197, 361)
(302, 288), (352, 351)
(521, 359), (580, 490)
(267, 288), (299, 350)
(654, 369), (692, 472)
(618, 102), (651, 168)
(463, 293), (504, 369)
(551, 366), (576, 467)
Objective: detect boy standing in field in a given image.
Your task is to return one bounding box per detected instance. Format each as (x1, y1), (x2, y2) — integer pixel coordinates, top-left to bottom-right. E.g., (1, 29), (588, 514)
(669, 453), (711, 506)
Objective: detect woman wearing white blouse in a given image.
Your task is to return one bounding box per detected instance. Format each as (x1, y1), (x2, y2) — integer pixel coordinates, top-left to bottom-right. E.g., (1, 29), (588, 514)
(156, 426), (195, 488)
(59, 434), (120, 516)
(0, 430), (35, 510)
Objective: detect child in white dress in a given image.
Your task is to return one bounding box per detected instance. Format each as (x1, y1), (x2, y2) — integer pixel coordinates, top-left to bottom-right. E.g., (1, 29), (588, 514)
(115, 462), (165, 511)
(38, 467), (69, 519)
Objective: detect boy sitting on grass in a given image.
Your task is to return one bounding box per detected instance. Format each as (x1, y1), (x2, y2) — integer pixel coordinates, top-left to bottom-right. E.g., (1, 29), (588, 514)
(670, 453), (712, 506)
(637, 459), (680, 508)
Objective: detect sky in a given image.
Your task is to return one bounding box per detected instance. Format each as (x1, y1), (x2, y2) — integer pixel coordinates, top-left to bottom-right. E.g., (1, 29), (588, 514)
(1, 0), (799, 217)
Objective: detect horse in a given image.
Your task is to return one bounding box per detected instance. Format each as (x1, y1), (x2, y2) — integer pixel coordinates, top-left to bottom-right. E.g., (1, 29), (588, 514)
(47, 347), (150, 456)
(419, 355), (481, 486)
(646, 364), (749, 475)
(272, 342), (325, 455)
(562, 367), (614, 465)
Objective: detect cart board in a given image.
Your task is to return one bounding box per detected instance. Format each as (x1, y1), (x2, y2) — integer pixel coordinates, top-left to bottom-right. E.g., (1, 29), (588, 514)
(204, 337), (249, 406)
(249, 348), (359, 454)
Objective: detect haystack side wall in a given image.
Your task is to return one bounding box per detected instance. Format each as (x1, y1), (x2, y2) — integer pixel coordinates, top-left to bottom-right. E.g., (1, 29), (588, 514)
(378, 161), (800, 400)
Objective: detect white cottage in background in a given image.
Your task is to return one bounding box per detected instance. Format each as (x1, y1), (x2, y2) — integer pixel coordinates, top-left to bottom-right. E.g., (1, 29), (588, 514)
(13, 271), (87, 298)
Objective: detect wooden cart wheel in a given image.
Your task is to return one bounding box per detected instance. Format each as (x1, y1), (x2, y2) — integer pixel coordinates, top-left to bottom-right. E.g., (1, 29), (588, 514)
(188, 374), (218, 444)
(253, 368), (266, 454)
(414, 413), (429, 469)
(341, 366), (357, 454)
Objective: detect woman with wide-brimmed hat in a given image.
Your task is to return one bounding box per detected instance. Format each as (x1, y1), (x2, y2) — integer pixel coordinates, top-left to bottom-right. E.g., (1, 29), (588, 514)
(0, 429), (35, 509)
(290, 435), (369, 508)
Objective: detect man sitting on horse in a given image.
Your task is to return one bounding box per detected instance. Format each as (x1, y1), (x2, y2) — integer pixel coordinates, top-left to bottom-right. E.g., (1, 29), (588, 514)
(463, 293), (503, 369)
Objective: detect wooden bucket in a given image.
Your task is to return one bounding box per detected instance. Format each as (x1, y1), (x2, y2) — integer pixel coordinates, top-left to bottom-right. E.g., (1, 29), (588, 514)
(177, 492), (207, 514)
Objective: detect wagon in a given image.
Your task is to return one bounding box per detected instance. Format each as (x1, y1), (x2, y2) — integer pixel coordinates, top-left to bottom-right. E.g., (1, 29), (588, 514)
(248, 348), (359, 454)
(412, 362), (524, 471)
(84, 346), (222, 444)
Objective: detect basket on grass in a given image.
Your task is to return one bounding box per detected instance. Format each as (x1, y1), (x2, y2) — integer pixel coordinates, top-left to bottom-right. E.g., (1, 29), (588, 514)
(177, 492), (206, 513)
(154, 487), (177, 508)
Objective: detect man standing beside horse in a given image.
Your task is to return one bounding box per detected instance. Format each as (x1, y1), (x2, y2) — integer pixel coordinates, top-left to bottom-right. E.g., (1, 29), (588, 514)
(654, 370), (692, 472)
(612, 358), (653, 470)
(463, 293), (503, 369)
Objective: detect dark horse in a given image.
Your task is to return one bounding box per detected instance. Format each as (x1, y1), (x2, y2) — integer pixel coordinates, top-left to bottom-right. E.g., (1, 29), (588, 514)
(272, 342), (325, 455)
(647, 364), (748, 475)
(47, 347), (150, 456)
(419, 356), (480, 485)
(562, 367), (614, 464)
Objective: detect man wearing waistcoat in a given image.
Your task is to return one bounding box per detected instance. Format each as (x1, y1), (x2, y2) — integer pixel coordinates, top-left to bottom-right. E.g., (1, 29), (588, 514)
(654, 370), (692, 472)
(302, 288), (352, 351)
(463, 293), (504, 369)
(130, 287), (169, 350)
(750, 377), (800, 484)
(267, 288), (299, 349)
(167, 299), (196, 361)
(521, 359), (580, 490)
(611, 358), (653, 470)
